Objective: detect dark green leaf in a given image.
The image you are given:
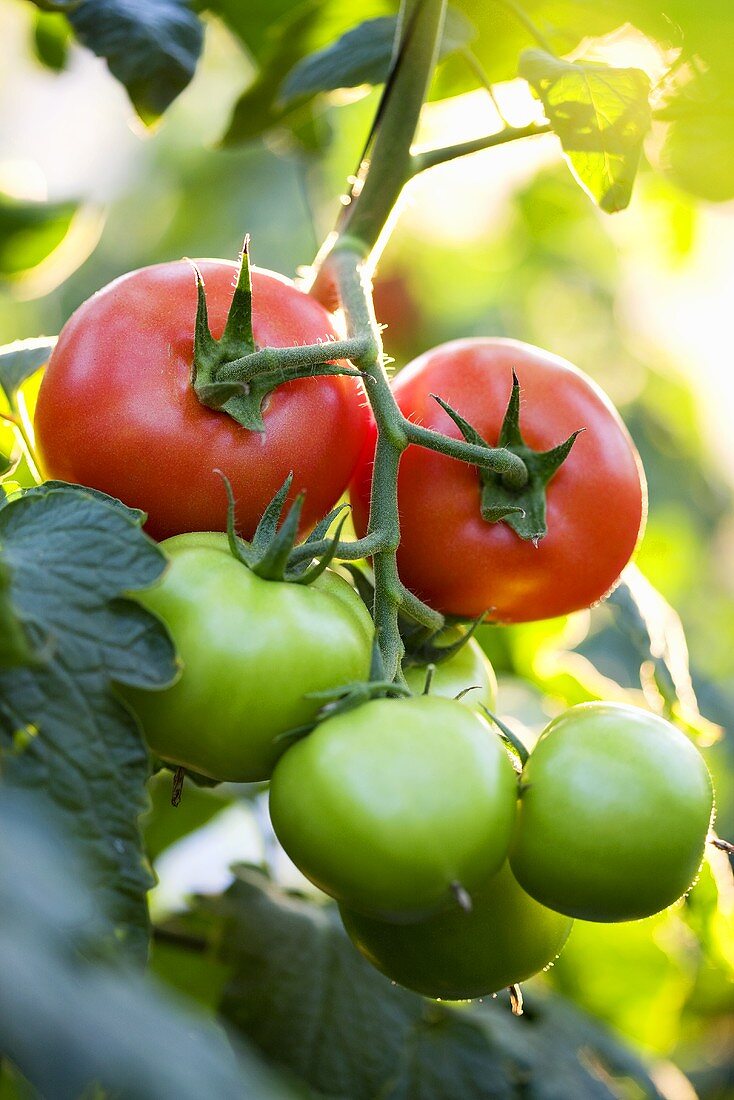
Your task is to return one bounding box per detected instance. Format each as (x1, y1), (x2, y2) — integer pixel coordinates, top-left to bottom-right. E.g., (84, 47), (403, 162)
(0, 793), (293, 1100)
(519, 48), (651, 212)
(0, 556), (33, 671)
(0, 483), (179, 961)
(221, 0), (391, 147)
(0, 193), (78, 277)
(279, 7), (475, 106)
(214, 868), (674, 1099)
(0, 338), (56, 405)
(32, 9), (73, 71)
(64, 0), (204, 124)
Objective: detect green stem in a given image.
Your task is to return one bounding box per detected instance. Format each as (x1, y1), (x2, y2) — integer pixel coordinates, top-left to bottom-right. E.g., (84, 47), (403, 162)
(405, 420), (528, 488)
(311, 0), (447, 284)
(1, 405), (42, 485)
(413, 122), (552, 174)
(215, 336), (372, 384)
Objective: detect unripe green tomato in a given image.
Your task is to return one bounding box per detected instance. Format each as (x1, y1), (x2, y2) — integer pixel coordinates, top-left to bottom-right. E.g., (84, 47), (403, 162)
(269, 695), (519, 920)
(403, 632), (497, 712)
(340, 861), (572, 1000)
(510, 703), (715, 922)
(123, 532), (373, 783)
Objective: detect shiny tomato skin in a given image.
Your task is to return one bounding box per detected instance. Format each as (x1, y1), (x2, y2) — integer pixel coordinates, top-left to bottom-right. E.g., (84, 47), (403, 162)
(122, 532), (374, 783)
(509, 703), (715, 922)
(269, 695), (519, 920)
(340, 861), (572, 1000)
(35, 261), (369, 540)
(350, 338), (646, 622)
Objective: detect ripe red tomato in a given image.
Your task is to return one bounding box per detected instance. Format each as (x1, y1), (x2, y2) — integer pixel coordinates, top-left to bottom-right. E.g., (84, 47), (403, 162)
(35, 261), (368, 540)
(350, 338), (646, 622)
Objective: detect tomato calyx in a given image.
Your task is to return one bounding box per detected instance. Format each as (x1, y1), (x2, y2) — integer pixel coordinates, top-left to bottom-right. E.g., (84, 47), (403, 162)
(218, 471), (349, 585)
(275, 644), (411, 748)
(191, 238), (366, 433)
(190, 237), (260, 426)
(434, 370), (583, 543)
(479, 705), (529, 769)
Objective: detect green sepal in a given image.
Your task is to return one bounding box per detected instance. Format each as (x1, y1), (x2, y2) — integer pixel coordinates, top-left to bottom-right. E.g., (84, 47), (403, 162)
(190, 240), (261, 430)
(274, 669), (410, 747)
(434, 371), (582, 543)
(479, 704), (529, 769)
(216, 471), (350, 585)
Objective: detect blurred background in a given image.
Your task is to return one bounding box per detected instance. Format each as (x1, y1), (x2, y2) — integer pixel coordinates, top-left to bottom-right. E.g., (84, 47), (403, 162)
(1, 0), (733, 1095)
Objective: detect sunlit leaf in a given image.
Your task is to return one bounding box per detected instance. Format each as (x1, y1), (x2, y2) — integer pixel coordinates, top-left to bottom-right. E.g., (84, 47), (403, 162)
(608, 565), (721, 746)
(0, 193), (78, 278)
(519, 48), (651, 212)
(0, 338), (56, 405)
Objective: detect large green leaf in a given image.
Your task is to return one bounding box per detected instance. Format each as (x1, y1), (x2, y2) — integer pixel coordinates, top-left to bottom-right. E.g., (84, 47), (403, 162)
(214, 867), (675, 1099)
(0, 192), (78, 278)
(279, 7), (475, 105)
(0, 483), (178, 961)
(0, 793), (294, 1099)
(59, 0), (204, 124)
(519, 48), (651, 212)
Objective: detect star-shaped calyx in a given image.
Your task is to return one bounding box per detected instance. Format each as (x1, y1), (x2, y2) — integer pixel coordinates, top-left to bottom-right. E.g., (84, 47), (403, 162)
(190, 236), (276, 433)
(433, 371), (583, 544)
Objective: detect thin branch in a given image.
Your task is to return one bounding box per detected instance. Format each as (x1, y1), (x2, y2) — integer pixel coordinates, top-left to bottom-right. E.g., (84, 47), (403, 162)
(413, 122), (553, 174)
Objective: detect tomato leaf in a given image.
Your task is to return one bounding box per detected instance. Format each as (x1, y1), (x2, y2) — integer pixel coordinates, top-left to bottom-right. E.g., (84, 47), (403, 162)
(519, 48), (651, 212)
(0, 793), (292, 1100)
(279, 7), (475, 106)
(60, 0), (204, 124)
(0, 337), (56, 405)
(213, 867), (676, 1099)
(32, 9), (73, 72)
(608, 565), (721, 746)
(0, 483), (178, 961)
(0, 192), (79, 278)
(220, 0), (392, 148)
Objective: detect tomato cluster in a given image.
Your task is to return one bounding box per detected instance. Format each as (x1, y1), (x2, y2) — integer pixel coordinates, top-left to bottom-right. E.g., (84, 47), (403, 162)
(33, 258), (716, 1002)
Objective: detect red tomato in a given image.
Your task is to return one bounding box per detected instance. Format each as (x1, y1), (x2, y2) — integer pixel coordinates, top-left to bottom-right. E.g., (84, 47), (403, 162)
(350, 338), (645, 622)
(35, 261), (368, 540)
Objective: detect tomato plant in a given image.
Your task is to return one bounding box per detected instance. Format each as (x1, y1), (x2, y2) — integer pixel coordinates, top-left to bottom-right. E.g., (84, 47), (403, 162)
(269, 695), (518, 919)
(122, 530), (373, 783)
(350, 339), (646, 623)
(2, 0), (732, 1095)
(340, 860), (573, 1000)
(34, 260), (369, 540)
(510, 703), (715, 922)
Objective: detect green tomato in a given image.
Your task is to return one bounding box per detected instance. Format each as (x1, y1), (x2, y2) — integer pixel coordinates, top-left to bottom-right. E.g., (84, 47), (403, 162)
(403, 631), (497, 711)
(269, 695), (518, 920)
(510, 703), (714, 922)
(123, 533), (373, 783)
(340, 860), (572, 1000)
